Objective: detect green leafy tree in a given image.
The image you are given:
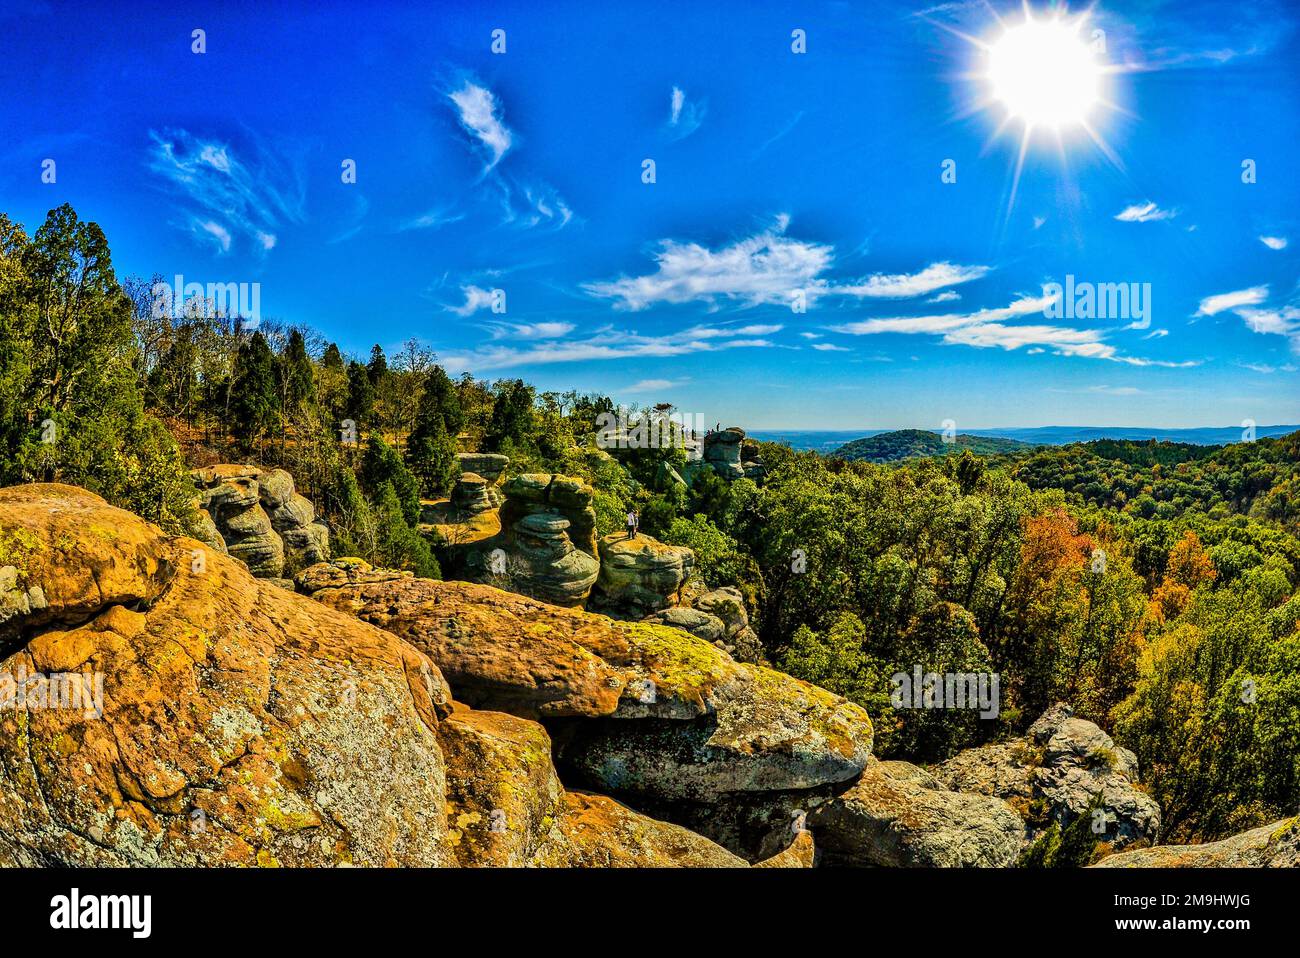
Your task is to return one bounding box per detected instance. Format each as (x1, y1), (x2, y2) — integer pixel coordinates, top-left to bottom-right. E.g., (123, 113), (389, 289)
(360, 435), (421, 526)
(229, 330), (280, 449)
(345, 360), (375, 428)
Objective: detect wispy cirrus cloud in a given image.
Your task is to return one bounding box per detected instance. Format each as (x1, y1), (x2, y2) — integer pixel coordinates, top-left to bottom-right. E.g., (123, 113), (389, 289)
(448, 80), (512, 171)
(1259, 235), (1288, 250)
(439, 76), (574, 232)
(583, 216), (990, 310)
(440, 324), (776, 373)
(485, 321), (576, 340)
(835, 261), (991, 299)
(625, 377), (687, 392)
(667, 86), (706, 140)
(1115, 200), (1177, 223)
(148, 128), (305, 255)
(1195, 285), (1269, 316)
(399, 205), (464, 232)
(828, 291), (1054, 336)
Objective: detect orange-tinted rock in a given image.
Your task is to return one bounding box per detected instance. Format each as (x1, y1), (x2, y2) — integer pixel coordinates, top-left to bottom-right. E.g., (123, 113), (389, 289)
(0, 485), (451, 867)
(527, 792), (746, 867)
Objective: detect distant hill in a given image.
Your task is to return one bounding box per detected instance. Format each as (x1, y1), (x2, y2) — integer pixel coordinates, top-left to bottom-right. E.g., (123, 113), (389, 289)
(832, 429), (1031, 462)
(749, 424), (1300, 452)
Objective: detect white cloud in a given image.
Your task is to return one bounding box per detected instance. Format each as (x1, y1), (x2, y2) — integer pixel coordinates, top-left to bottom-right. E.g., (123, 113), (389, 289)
(583, 218), (989, 310)
(1033, 216), (1047, 229)
(625, 378), (682, 392)
(149, 128), (304, 255)
(1234, 305), (1300, 337)
(680, 323), (783, 339)
(583, 216), (832, 310)
(1087, 385), (1143, 396)
(811, 343), (850, 351)
(1144, 328), (1169, 339)
(799, 332), (823, 339)
(193, 219), (232, 253)
(668, 86), (705, 139)
(485, 321), (575, 340)
(440, 324), (776, 373)
(829, 291), (1055, 336)
(829, 288), (1197, 367)
(1260, 235), (1288, 250)
(1115, 201), (1177, 223)
(400, 206), (464, 232)
(448, 80), (512, 170)
(927, 290), (962, 304)
(447, 285), (499, 317)
(835, 261), (991, 299)
(1195, 285), (1269, 316)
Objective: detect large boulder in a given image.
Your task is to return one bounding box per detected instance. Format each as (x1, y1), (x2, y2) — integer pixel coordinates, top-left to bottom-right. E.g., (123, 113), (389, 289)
(449, 472), (502, 517)
(527, 792), (747, 867)
(500, 474), (599, 556)
(1093, 819), (1300, 868)
(440, 705), (563, 867)
(300, 573), (628, 718)
(694, 586), (763, 663)
(703, 427), (746, 481)
(932, 703), (1160, 850)
(197, 471), (284, 577)
(808, 759), (1026, 867)
(300, 572), (873, 803)
(0, 484), (451, 868)
(435, 473), (602, 607)
(592, 532), (694, 617)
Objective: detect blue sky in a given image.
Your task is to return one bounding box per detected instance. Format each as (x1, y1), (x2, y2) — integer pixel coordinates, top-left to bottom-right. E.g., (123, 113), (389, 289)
(2, 0), (1298, 429)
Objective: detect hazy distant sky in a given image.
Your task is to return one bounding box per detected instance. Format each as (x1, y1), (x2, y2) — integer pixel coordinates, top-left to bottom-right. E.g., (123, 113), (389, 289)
(2, 0), (1298, 428)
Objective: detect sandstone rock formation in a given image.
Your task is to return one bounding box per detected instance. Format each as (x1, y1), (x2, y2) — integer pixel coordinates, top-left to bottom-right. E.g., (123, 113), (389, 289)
(809, 759), (1026, 867)
(592, 532), (694, 617)
(298, 566), (873, 814)
(192, 464), (329, 581)
(456, 452), (509, 484)
(0, 485), (815, 869)
(527, 792), (748, 867)
(0, 484), (448, 867)
(932, 703), (1160, 850)
(703, 427), (746, 480)
(432, 473), (604, 608)
(1094, 818), (1299, 868)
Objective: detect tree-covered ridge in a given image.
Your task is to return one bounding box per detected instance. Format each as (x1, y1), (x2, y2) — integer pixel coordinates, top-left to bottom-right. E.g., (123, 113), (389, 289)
(1002, 433), (1300, 531)
(3, 204), (1298, 850)
(833, 428), (1032, 462)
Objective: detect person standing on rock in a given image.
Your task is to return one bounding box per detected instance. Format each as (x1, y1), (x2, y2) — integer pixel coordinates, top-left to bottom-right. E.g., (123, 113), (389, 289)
(626, 509), (639, 540)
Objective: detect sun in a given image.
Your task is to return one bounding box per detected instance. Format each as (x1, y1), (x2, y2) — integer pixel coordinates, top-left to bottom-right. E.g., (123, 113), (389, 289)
(923, 3), (1133, 218)
(987, 17), (1101, 129)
